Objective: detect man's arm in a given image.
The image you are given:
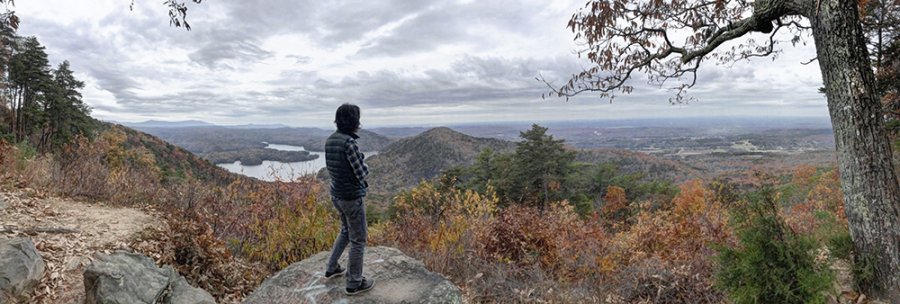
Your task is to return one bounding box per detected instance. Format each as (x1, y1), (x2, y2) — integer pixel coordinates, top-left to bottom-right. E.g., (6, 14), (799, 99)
(345, 138), (369, 187)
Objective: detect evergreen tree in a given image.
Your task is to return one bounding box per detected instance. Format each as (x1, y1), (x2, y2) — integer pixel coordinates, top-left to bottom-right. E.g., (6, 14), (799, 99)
(0, 12), (14, 137)
(510, 124), (575, 209)
(8, 36), (52, 143)
(42, 60), (91, 151)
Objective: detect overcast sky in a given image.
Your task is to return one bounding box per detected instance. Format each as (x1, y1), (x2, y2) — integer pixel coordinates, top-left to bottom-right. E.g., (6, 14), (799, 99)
(15, 0), (828, 128)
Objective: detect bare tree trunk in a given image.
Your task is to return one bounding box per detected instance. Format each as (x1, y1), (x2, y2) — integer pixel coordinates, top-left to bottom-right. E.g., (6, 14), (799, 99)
(10, 86), (17, 141)
(811, 0), (900, 298)
(14, 87), (21, 142)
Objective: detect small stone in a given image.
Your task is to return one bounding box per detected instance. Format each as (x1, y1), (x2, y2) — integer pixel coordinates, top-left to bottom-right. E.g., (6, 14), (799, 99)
(65, 256), (86, 271)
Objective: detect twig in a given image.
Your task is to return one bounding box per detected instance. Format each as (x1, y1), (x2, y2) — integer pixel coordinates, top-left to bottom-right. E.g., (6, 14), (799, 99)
(0, 225), (80, 234)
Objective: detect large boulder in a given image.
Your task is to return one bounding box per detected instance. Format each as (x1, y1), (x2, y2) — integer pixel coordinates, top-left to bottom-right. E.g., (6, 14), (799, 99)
(243, 246), (463, 304)
(0, 238), (46, 303)
(83, 251), (215, 304)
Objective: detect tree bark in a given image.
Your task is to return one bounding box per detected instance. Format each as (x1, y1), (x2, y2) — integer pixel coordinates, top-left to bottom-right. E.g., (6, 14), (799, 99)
(810, 0), (900, 298)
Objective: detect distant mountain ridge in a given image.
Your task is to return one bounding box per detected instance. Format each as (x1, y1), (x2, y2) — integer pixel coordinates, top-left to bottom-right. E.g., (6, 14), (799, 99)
(122, 120), (290, 129)
(123, 120), (216, 128)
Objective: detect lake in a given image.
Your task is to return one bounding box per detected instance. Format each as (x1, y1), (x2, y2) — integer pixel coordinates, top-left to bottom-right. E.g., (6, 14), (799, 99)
(217, 143), (377, 182)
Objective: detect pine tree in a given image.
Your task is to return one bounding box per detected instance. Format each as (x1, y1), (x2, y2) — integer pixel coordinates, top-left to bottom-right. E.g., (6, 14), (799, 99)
(8, 36), (52, 143)
(43, 61), (91, 151)
(511, 124), (575, 210)
(0, 12), (16, 137)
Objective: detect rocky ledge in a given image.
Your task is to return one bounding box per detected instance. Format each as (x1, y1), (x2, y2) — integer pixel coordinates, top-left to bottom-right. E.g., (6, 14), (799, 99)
(243, 246), (463, 304)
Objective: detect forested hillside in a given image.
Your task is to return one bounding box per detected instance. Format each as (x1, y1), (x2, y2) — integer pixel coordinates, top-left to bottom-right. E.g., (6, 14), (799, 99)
(93, 123), (244, 186)
(363, 127), (515, 207)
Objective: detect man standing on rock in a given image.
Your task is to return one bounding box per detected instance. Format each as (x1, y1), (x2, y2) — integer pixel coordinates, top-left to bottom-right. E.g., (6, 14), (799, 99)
(323, 103), (375, 295)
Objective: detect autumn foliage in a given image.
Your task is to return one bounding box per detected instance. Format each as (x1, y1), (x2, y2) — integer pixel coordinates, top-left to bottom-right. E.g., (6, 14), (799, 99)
(1, 130), (855, 302)
(375, 178), (736, 302)
(372, 165), (852, 303)
(0, 129), (340, 301)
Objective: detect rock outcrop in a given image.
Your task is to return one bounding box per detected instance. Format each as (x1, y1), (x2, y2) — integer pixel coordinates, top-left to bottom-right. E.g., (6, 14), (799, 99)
(243, 246), (463, 304)
(83, 251), (215, 304)
(0, 237), (46, 303)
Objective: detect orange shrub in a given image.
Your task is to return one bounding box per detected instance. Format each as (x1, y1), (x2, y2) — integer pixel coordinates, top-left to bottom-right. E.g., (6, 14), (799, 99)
(785, 168), (847, 240)
(240, 181), (338, 270)
(0, 140), (20, 184)
(619, 180), (730, 263)
(597, 180), (732, 302)
(130, 218), (267, 302)
(51, 131), (163, 205)
(601, 185), (630, 228)
(380, 181), (498, 274)
(806, 169), (844, 219)
(182, 177), (339, 270)
(479, 204), (558, 268)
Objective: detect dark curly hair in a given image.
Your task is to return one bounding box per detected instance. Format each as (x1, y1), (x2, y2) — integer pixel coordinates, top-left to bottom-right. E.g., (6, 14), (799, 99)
(335, 103), (361, 134)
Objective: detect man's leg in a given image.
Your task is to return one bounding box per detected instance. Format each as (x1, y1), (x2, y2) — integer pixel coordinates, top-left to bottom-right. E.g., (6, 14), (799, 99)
(326, 198), (350, 274)
(342, 197), (368, 288)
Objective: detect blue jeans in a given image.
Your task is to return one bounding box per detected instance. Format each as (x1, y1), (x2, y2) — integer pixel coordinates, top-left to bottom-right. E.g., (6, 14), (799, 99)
(326, 196), (367, 288)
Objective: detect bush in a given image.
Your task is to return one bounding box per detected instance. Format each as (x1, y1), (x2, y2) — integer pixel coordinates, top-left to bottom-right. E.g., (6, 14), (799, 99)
(851, 253), (876, 292)
(380, 180), (498, 274)
(621, 180), (731, 264)
(379, 178), (737, 303)
(15, 141), (38, 168)
(130, 218), (267, 302)
(715, 186), (833, 304)
(187, 177), (339, 271)
(827, 230), (854, 260)
(239, 187), (338, 270)
(612, 258), (724, 303)
(600, 185), (630, 228)
(51, 131), (163, 205)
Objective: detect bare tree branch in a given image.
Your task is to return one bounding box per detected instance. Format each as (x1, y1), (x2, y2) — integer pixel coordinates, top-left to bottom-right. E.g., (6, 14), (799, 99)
(546, 0), (813, 102)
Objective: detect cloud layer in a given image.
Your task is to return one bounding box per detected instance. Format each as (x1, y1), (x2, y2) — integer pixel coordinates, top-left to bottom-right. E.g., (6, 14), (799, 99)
(15, 0), (828, 127)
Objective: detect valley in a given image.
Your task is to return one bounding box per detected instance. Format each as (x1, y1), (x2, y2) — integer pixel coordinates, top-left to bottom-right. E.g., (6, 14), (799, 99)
(130, 118), (839, 210)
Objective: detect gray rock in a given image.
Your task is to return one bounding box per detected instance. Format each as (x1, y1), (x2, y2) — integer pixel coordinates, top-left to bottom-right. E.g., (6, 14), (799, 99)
(0, 196), (6, 210)
(167, 272), (216, 304)
(83, 252), (169, 304)
(243, 246), (463, 304)
(84, 251), (215, 304)
(0, 237), (46, 303)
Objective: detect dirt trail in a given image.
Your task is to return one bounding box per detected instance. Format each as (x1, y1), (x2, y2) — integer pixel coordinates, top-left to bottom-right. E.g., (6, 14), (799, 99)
(0, 188), (161, 303)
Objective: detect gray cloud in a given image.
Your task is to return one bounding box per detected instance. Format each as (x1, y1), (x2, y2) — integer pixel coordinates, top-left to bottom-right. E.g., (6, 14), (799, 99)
(187, 30), (273, 69)
(14, 0), (827, 126)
